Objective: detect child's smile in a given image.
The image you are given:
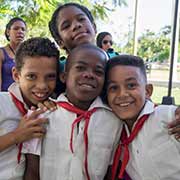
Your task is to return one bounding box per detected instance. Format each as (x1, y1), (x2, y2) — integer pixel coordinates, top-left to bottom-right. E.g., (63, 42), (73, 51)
(62, 45), (106, 110)
(107, 65), (148, 123)
(14, 56), (57, 108)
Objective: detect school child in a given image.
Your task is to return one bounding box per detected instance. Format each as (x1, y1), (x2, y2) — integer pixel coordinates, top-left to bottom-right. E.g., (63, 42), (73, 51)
(104, 54), (180, 180)
(25, 44), (121, 180)
(0, 37), (59, 180)
(49, 2), (96, 54)
(48, 2), (180, 136)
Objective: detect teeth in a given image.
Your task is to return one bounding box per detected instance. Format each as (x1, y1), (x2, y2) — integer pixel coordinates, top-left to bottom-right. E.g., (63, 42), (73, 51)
(81, 84), (94, 88)
(119, 102), (131, 107)
(34, 93), (46, 98)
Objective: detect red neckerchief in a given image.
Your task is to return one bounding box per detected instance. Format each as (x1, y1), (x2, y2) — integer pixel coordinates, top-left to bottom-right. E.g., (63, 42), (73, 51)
(111, 114), (150, 180)
(57, 101), (97, 180)
(10, 92), (27, 163)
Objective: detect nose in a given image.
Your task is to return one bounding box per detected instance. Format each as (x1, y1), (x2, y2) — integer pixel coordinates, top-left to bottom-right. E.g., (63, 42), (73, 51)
(117, 87), (129, 98)
(36, 79), (48, 90)
(72, 20), (82, 31)
(82, 70), (95, 79)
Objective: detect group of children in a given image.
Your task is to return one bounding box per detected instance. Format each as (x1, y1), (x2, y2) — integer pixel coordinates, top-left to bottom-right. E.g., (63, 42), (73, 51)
(0, 2), (180, 180)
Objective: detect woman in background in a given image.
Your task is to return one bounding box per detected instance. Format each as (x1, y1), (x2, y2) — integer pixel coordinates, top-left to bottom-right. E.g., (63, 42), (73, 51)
(0, 17), (26, 91)
(96, 31), (119, 58)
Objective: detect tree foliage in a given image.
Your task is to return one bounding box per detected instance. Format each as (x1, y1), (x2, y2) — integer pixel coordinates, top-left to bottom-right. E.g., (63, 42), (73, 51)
(121, 26), (171, 63)
(0, 0), (115, 38)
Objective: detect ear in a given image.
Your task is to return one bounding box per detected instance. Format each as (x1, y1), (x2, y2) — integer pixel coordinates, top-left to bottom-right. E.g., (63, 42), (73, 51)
(59, 72), (66, 83)
(6, 29), (10, 37)
(58, 39), (65, 49)
(145, 84), (153, 99)
(12, 67), (20, 82)
(93, 23), (97, 34)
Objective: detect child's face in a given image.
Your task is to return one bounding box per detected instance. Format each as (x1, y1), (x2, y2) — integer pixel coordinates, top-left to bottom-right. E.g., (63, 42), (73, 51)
(57, 6), (96, 52)
(12, 56), (57, 108)
(107, 65), (152, 122)
(62, 49), (106, 110)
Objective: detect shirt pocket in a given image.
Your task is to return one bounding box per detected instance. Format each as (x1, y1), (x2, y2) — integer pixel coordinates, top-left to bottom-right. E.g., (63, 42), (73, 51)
(149, 140), (180, 179)
(89, 133), (114, 176)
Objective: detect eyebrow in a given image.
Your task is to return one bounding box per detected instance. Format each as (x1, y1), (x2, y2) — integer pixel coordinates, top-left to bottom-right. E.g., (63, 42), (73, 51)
(60, 13), (86, 25)
(75, 60), (105, 68)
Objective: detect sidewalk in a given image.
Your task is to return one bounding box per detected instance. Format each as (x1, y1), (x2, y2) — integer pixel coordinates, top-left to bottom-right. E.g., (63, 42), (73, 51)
(148, 79), (180, 88)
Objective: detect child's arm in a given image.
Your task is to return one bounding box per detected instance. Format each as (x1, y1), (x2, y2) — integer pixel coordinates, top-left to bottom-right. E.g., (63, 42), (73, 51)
(0, 109), (47, 152)
(24, 154), (40, 180)
(168, 107), (180, 140)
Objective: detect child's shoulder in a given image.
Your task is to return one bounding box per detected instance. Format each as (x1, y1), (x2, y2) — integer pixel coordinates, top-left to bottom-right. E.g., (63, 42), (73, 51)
(0, 92), (12, 103)
(0, 92), (21, 125)
(150, 104), (177, 124)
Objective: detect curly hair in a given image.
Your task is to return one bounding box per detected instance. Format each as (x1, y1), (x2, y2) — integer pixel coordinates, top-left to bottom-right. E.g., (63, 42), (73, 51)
(15, 37), (60, 72)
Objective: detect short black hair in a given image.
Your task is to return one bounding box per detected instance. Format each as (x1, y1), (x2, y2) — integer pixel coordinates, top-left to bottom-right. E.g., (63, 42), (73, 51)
(101, 54), (147, 102)
(5, 17), (26, 41)
(106, 54), (147, 81)
(65, 43), (107, 72)
(15, 37), (60, 72)
(49, 2), (95, 46)
(96, 31), (112, 48)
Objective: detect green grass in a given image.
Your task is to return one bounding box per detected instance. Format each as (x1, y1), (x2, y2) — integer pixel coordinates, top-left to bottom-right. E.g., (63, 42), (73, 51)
(151, 86), (180, 105)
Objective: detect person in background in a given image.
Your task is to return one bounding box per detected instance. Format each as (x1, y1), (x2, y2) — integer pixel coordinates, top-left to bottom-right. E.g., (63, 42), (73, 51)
(0, 17), (27, 91)
(96, 31), (119, 59)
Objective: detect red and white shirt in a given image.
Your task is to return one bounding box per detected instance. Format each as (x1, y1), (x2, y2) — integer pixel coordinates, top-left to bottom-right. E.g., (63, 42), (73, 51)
(0, 83), (26, 180)
(40, 93), (123, 180)
(125, 100), (179, 180)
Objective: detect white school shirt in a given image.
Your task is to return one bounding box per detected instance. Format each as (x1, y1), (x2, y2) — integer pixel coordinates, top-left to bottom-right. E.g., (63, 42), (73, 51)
(0, 83), (26, 180)
(40, 94), (122, 180)
(125, 100), (179, 180)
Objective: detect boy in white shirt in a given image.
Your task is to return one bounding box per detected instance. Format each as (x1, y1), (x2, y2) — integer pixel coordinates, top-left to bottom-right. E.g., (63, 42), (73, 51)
(105, 55), (180, 180)
(28, 44), (122, 180)
(0, 37), (59, 180)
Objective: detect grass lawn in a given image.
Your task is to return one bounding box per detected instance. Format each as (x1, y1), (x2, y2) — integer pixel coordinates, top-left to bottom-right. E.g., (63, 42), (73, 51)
(151, 86), (180, 105)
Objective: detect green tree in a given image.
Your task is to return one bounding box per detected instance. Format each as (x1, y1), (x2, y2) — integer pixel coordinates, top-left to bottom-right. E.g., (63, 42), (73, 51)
(121, 27), (171, 63)
(0, 0), (123, 39)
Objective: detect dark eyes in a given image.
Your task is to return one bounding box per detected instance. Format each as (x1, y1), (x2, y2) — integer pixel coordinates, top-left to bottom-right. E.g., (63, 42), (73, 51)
(26, 74), (56, 81)
(76, 65), (86, 71)
(61, 16), (87, 30)
(61, 22), (70, 30)
(95, 69), (105, 76)
(26, 74), (36, 80)
(127, 83), (137, 89)
(75, 65), (104, 76)
(107, 82), (137, 92)
(107, 84), (118, 92)
(12, 27), (26, 31)
(78, 16), (86, 22)
(47, 74), (57, 80)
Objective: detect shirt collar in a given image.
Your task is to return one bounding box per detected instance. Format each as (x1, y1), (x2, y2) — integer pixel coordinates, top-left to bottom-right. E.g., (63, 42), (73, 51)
(51, 93), (111, 111)
(8, 82), (28, 109)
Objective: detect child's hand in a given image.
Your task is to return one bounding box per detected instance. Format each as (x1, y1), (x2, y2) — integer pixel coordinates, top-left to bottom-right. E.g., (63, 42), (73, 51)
(37, 100), (57, 111)
(168, 107), (180, 141)
(14, 109), (48, 144)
